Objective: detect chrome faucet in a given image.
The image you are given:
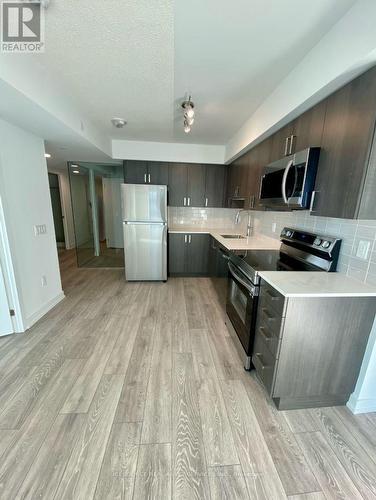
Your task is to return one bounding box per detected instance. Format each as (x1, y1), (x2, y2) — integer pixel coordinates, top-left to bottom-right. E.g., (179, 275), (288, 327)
(235, 209), (242, 225)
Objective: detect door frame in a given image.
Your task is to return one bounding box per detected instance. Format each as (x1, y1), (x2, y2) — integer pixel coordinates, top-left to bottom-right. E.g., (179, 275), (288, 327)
(0, 194), (24, 333)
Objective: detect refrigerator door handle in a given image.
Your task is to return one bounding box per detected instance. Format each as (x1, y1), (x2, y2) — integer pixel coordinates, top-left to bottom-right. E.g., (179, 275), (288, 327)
(123, 221), (166, 225)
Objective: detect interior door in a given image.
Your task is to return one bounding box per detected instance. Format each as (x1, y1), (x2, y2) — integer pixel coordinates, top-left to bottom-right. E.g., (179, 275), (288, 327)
(103, 178), (124, 248)
(0, 264), (13, 337)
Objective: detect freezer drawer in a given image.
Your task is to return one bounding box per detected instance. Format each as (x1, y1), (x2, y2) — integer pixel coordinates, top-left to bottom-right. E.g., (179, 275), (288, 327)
(123, 222), (167, 281)
(121, 184), (167, 222)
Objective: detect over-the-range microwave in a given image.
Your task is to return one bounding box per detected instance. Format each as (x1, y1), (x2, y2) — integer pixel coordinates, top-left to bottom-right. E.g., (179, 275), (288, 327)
(259, 147), (320, 210)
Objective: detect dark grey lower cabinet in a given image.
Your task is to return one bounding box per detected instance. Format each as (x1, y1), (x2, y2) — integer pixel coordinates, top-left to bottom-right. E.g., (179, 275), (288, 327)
(252, 279), (376, 410)
(209, 237), (229, 310)
(168, 233), (210, 276)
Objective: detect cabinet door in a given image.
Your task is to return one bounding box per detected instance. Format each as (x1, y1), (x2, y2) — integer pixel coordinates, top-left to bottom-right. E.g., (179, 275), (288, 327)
(148, 162), (169, 185)
(247, 137), (272, 209)
(291, 99), (327, 153)
(312, 67), (376, 218)
(187, 164), (206, 207)
(269, 123), (294, 162)
(226, 157), (249, 204)
(205, 164), (226, 207)
(124, 160), (148, 184)
(187, 234), (210, 275)
(168, 233), (186, 275)
(168, 164), (188, 206)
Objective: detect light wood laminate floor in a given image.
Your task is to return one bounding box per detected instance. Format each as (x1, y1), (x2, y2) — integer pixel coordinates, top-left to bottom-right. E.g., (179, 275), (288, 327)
(0, 249), (375, 499)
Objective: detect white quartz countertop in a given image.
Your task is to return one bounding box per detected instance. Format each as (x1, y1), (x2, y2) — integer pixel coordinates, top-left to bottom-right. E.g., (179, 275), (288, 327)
(259, 271), (376, 298)
(168, 226), (281, 251)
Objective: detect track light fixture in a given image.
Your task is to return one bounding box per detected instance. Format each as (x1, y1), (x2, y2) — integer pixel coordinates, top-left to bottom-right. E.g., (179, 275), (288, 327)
(181, 96), (195, 134)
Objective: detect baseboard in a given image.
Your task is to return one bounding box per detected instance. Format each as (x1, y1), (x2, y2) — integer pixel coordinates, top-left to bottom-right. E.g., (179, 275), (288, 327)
(25, 291), (65, 330)
(347, 394), (376, 414)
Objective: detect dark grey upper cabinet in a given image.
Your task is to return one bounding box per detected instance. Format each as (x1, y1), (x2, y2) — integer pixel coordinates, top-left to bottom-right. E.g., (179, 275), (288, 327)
(123, 160), (148, 184)
(168, 164), (188, 206)
(291, 99), (327, 153)
(311, 66), (376, 219)
(269, 123), (295, 162)
(187, 164), (206, 207)
(148, 162), (169, 185)
(205, 165), (226, 207)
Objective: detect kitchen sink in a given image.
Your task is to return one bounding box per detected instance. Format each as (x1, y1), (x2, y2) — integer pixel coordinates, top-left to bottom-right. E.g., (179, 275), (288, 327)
(220, 234), (246, 239)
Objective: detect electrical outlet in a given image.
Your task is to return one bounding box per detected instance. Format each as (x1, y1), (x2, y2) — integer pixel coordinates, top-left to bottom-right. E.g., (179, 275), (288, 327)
(272, 223), (277, 233)
(41, 276), (47, 287)
(356, 240), (371, 260)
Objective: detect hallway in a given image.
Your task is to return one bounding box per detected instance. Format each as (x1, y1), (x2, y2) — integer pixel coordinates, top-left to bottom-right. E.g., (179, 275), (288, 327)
(0, 251), (375, 499)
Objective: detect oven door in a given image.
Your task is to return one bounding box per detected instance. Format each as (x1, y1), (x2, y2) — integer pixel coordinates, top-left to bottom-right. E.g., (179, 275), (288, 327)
(226, 261), (258, 359)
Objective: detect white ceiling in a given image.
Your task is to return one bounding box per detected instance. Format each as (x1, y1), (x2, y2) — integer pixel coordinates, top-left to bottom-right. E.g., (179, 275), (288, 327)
(2, 0), (357, 158)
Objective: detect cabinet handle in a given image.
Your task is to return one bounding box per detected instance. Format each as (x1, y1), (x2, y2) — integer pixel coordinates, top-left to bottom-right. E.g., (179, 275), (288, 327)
(184, 234), (187, 243)
(187, 197), (191, 206)
(259, 326), (272, 342)
(189, 234), (192, 243)
(265, 289), (279, 301)
(183, 197), (186, 206)
(262, 307), (275, 321)
(144, 173), (147, 183)
(148, 173), (151, 183)
(289, 135), (296, 155)
(205, 197), (208, 207)
(284, 137), (290, 156)
(310, 191), (317, 212)
(254, 353), (266, 370)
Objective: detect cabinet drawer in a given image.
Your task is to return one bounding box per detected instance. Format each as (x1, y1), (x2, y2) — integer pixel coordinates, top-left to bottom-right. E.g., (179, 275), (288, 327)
(252, 333), (277, 395)
(256, 315), (283, 358)
(258, 303), (284, 340)
(259, 281), (285, 316)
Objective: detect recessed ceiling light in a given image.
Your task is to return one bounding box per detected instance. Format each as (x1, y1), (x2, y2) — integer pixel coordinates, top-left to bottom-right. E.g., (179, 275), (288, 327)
(71, 164), (79, 168)
(73, 170), (80, 174)
(44, 153), (51, 158)
(111, 118), (127, 128)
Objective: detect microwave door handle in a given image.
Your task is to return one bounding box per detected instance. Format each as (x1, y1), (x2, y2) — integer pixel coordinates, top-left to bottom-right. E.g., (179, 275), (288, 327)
(228, 262), (255, 295)
(281, 160), (294, 204)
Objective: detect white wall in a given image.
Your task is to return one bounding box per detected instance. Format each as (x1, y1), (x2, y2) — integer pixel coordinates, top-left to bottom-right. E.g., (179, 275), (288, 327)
(226, 0), (376, 162)
(112, 139), (225, 164)
(0, 118), (64, 330)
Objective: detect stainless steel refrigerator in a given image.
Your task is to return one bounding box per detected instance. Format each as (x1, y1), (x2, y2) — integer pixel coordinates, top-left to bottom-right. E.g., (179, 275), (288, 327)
(121, 183), (167, 281)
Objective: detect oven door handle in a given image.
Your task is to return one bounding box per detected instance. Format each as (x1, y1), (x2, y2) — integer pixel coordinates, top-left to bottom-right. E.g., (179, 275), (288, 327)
(281, 159), (294, 204)
(228, 262), (256, 296)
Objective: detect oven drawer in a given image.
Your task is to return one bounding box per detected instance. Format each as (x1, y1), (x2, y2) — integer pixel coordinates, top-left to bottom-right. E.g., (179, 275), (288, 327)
(252, 333), (277, 396)
(259, 280), (286, 317)
(256, 316), (283, 359)
(258, 303), (284, 340)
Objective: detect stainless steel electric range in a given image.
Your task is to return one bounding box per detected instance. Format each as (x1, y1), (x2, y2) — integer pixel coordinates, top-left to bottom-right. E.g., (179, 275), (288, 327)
(226, 227), (342, 370)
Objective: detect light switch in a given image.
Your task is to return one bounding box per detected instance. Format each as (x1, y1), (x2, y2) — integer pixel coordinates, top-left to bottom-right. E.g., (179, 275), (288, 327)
(356, 240), (371, 260)
(34, 224), (47, 236)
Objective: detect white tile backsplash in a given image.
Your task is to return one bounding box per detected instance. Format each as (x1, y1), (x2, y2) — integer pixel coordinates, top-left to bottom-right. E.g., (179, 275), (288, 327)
(247, 210), (376, 286)
(168, 207), (241, 229)
(168, 206), (376, 286)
